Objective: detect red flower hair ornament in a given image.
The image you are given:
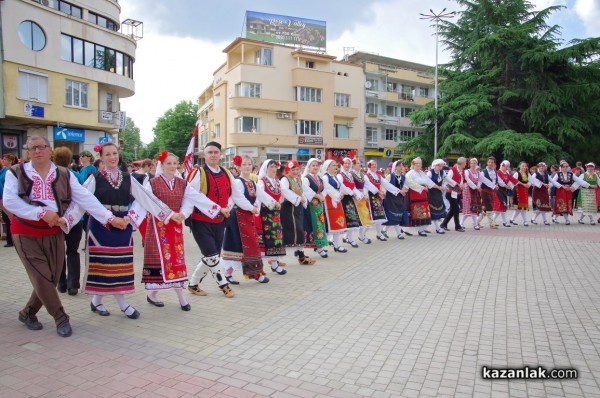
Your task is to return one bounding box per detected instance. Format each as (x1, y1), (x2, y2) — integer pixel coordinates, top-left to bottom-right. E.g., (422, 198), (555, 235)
(233, 155), (243, 167)
(156, 150), (168, 163)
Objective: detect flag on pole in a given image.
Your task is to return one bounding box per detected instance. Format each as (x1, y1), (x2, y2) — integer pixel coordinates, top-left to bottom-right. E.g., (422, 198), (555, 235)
(184, 122), (198, 175)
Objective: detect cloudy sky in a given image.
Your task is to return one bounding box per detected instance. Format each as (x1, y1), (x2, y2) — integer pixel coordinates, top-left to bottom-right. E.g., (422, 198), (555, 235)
(117, 0), (599, 144)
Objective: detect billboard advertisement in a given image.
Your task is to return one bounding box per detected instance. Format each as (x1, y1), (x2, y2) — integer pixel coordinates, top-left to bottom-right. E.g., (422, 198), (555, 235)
(246, 11), (326, 50)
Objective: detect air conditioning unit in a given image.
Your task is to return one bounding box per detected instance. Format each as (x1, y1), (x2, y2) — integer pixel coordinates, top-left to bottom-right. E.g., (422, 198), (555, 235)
(346, 122), (354, 128)
(276, 112), (292, 119)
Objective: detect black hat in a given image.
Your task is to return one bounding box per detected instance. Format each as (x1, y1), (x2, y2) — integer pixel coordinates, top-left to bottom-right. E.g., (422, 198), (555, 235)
(204, 141), (222, 150)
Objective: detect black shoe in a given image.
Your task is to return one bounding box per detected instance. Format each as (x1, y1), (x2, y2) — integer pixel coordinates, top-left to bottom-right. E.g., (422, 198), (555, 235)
(402, 229), (413, 236)
(56, 321), (72, 337)
(57, 285), (67, 294)
(423, 230), (431, 234)
(146, 296), (165, 307)
(578, 219), (585, 224)
(510, 220), (518, 225)
(502, 223), (511, 227)
(90, 302), (110, 316)
(342, 238), (349, 244)
(67, 288), (78, 296)
(418, 231), (428, 237)
(358, 237), (371, 244)
(180, 303), (191, 311)
(381, 231), (389, 238)
(436, 230), (445, 234)
(4, 243), (14, 248)
(455, 228), (466, 232)
(376, 235), (387, 241)
(294, 250), (302, 257)
(531, 219), (538, 225)
(349, 241), (359, 248)
(225, 275), (240, 285)
(122, 305), (140, 319)
(18, 312), (43, 330)
(271, 266), (287, 274)
(397, 234), (405, 240)
(333, 246), (348, 253)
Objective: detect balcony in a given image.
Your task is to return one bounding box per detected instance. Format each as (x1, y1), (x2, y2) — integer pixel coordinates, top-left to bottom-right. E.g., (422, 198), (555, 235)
(333, 106), (358, 118)
(229, 97), (298, 113)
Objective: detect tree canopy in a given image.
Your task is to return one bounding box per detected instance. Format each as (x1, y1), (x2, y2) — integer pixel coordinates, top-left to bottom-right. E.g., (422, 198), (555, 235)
(118, 117), (142, 163)
(153, 100), (199, 160)
(406, 0), (600, 165)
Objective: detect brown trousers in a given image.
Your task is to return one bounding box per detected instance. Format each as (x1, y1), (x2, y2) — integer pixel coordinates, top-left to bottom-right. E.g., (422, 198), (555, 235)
(14, 233), (69, 326)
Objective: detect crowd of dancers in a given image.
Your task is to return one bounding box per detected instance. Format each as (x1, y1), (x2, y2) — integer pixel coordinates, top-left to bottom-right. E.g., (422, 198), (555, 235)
(2, 136), (599, 337)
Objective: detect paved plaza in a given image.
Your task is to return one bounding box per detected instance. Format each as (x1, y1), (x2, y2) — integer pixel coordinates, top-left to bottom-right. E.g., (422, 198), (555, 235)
(1, 214), (600, 397)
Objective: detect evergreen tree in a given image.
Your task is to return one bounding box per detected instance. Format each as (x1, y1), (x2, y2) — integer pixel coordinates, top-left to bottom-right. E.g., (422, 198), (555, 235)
(407, 0), (600, 165)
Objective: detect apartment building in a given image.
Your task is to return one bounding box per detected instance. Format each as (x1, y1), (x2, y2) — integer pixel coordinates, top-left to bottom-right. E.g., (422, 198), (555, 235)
(0, 0), (137, 159)
(347, 52), (434, 168)
(197, 37), (364, 165)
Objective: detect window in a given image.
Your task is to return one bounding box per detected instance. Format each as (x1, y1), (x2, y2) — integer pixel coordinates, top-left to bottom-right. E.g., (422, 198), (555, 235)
(255, 48), (272, 65)
(65, 79), (89, 108)
(236, 117), (260, 133)
(334, 124), (349, 139)
(366, 79), (379, 90)
(295, 87), (322, 102)
(366, 103), (378, 115)
(18, 69), (48, 102)
(295, 120), (321, 136)
(235, 82), (261, 98)
(366, 127), (378, 145)
(385, 128), (398, 141)
(305, 61), (315, 69)
(106, 93), (113, 112)
(214, 124), (221, 138)
(399, 130), (418, 142)
(386, 105), (398, 117)
(419, 87), (429, 97)
(87, 11), (118, 31)
(61, 34), (134, 78)
(214, 94), (221, 109)
(400, 107), (415, 118)
(18, 21), (46, 51)
(401, 85), (414, 101)
(335, 93), (350, 107)
(386, 82), (398, 92)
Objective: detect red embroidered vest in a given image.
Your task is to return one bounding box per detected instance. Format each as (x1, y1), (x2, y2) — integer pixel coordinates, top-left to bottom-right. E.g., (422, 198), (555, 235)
(339, 171), (356, 191)
(262, 177), (282, 202)
(191, 166), (231, 223)
(150, 176), (185, 212)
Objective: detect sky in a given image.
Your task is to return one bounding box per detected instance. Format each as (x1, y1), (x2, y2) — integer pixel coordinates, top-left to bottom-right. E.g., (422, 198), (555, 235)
(117, 0), (600, 144)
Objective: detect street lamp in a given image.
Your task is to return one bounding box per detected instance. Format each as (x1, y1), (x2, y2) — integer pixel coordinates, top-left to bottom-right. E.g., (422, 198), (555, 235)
(420, 8), (456, 158)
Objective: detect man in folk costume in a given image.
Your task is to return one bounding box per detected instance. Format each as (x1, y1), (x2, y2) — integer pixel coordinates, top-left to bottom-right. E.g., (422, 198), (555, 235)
(281, 160), (316, 265)
(301, 158), (330, 258)
(365, 160), (398, 240)
(493, 160), (518, 227)
(350, 158), (373, 243)
(478, 157), (499, 229)
(530, 162), (553, 225)
(338, 157), (363, 248)
(575, 162), (599, 224)
(186, 141), (239, 298)
(440, 157), (467, 232)
(3, 136), (127, 337)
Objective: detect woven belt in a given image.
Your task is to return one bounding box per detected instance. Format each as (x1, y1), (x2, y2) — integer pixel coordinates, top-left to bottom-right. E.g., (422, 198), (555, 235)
(103, 205), (129, 212)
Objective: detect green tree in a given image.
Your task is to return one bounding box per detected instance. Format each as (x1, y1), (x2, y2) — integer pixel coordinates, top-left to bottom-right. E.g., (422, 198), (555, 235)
(118, 117), (142, 163)
(153, 100), (198, 159)
(139, 138), (160, 160)
(407, 0), (600, 165)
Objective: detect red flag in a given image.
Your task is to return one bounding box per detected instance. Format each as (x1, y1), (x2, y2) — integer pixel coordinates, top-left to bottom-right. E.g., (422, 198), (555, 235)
(183, 123), (198, 175)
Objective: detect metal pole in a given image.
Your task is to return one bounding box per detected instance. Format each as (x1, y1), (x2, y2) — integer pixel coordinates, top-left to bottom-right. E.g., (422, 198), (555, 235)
(434, 20), (439, 158)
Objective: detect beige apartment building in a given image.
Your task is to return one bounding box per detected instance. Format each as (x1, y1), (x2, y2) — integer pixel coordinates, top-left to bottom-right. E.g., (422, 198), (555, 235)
(197, 37), (364, 165)
(0, 0), (137, 159)
(347, 52), (434, 168)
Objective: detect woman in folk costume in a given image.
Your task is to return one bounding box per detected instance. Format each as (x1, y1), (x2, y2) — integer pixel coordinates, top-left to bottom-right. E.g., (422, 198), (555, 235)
(426, 159), (448, 234)
(365, 160), (393, 241)
(350, 158), (373, 244)
(530, 162), (553, 225)
(382, 160), (408, 239)
(256, 159), (287, 274)
(140, 151), (227, 311)
(405, 157), (435, 236)
(462, 158), (483, 230)
(69, 143), (177, 319)
(321, 159), (348, 252)
(493, 160), (518, 227)
(575, 162), (599, 224)
(338, 157), (363, 248)
(281, 160), (316, 265)
(508, 161), (532, 226)
(221, 156), (269, 284)
(550, 161), (579, 224)
(301, 158), (329, 258)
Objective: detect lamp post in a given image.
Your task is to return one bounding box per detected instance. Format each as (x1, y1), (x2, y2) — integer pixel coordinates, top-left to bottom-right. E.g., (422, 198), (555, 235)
(420, 8), (455, 158)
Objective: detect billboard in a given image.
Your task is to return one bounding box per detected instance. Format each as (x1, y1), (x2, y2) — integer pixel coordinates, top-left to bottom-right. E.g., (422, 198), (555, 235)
(246, 11), (326, 50)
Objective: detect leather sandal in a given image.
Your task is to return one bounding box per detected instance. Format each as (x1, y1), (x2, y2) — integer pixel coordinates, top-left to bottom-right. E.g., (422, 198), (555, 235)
(298, 256), (316, 265)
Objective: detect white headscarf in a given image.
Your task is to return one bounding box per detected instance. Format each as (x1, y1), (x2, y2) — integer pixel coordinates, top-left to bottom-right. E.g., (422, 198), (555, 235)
(155, 161), (163, 178)
(392, 160), (404, 172)
(320, 159), (335, 176)
(303, 158), (320, 177)
(258, 159), (275, 179)
(501, 160), (510, 168)
(431, 159), (444, 168)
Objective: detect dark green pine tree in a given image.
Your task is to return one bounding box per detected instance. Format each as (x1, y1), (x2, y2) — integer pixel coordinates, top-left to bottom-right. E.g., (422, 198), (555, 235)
(407, 0), (600, 165)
